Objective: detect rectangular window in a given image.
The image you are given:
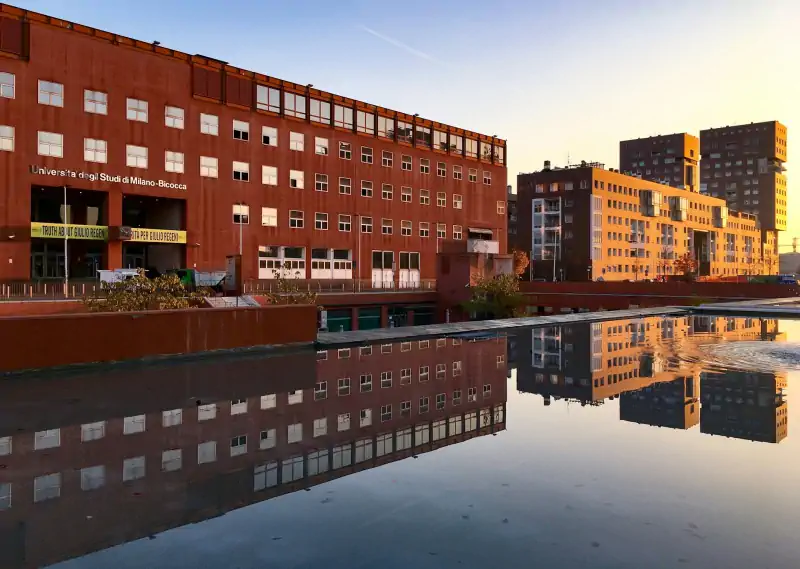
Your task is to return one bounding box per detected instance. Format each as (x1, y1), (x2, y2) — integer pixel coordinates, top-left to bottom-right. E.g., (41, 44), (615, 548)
(419, 222), (429, 237)
(162, 409), (183, 427)
(465, 138), (478, 158)
(314, 381), (327, 401)
(289, 210), (304, 228)
(198, 403), (217, 421)
(381, 404), (392, 422)
(397, 120), (412, 142)
(310, 98), (331, 123)
(382, 218), (392, 235)
(361, 180), (373, 198)
(124, 415), (146, 434)
(437, 162), (446, 177)
(162, 449), (182, 472)
(197, 441), (217, 464)
(125, 97), (147, 121)
(361, 216), (373, 233)
(34, 473), (61, 502)
(38, 131), (63, 158)
(401, 220), (412, 236)
(165, 105), (184, 129)
(420, 189), (430, 205)
(313, 418), (327, 437)
(436, 363), (446, 380)
(315, 136), (328, 155)
(233, 161), (250, 181)
(436, 393), (446, 410)
(415, 125), (432, 147)
(360, 409), (373, 428)
(0, 483), (10, 510)
(339, 177), (352, 195)
(420, 158), (430, 174)
(453, 361), (462, 376)
(361, 146), (373, 164)
(80, 421), (105, 442)
(433, 130), (447, 150)
(453, 165), (463, 180)
(0, 125), (12, 152)
(419, 365), (430, 382)
(315, 173), (328, 192)
(284, 92), (306, 119)
(338, 214), (351, 232)
(360, 373), (373, 392)
(261, 394), (277, 409)
(334, 105), (354, 129)
(261, 207), (278, 227)
(201, 113), (219, 136)
(315, 212), (328, 230)
(453, 390), (462, 405)
(125, 144), (147, 168)
(402, 155), (412, 171)
(468, 168), (478, 182)
(287, 422), (303, 444)
(233, 120), (249, 141)
(453, 225), (463, 240)
(262, 165), (277, 185)
(259, 428), (277, 450)
(338, 377), (351, 396)
(382, 150), (393, 167)
(256, 85), (281, 113)
(0, 72), (14, 98)
(497, 201), (505, 214)
(201, 156), (218, 178)
(84, 138), (107, 163)
(357, 110), (375, 135)
(84, 90), (107, 114)
(165, 150), (184, 173)
(382, 184), (393, 200)
(339, 141), (352, 159)
(453, 194), (463, 209)
(401, 186), (412, 202)
(419, 396), (430, 414)
(230, 399), (248, 415)
(230, 434), (248, 457)
(38, 80), (64, 107)
(34, 429), (61, 450)
(437, 192), (446, 207)
(437, 223), (446, 238)
(337, 413), (351, 432)
(290, 170), (304, 189)
(378, 115), (393, 138)
(260, 125), (278, 147)
(232, 204), (249, 224)
(483, 171), (492, 185)
(289, 131), (304, 151)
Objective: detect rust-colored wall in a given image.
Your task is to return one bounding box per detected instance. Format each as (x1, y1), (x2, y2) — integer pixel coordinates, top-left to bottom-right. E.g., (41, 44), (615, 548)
(0, 300), (87, 316)
(0, 305), (316, 372)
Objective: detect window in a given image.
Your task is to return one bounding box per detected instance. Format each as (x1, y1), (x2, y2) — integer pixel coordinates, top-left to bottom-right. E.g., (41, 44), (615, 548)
(419, 222), (430, 237)
(436, 363), (446, 380)
(339, 141), (351, 159)
(233, 120), (249, 141)
(201, 156), (218, 178)
(483, 171), (492, 185)
(401, 368), (412, 385)
(453, 165), (463, 180)
(262, 165), (277, 185)
(401, 186), (412, 202)
(197, 441), (217, 464)
(162, 409), (183, 427)
(397, 119), (413, 142)
(381, 404), (392, 422)
(38, 131), (63, 158)
(230, 398), (248, 415)
(201, 113), (219, 135)
(165, 105), (184, 129)
(83, 138), (107, 163)
(290, 170), (304, 189)
(230, 434), (247, 457)
(382, 150), (393, 167)
(165, 150), (184, 173)
(468, 168), (478, 183)
(402, 155), (412, 171)
(78, 465), (105, 491)
(262, 126), (278, 146)
(419, 365), (430, 382)
(288, 131), (304, 151)
(382, 184), (393, 200)
(233, 161), (250, 181)
(337, 377), (351, 396)
(339, 177), (352, 195)
(357, 110), (375, 134)
(436, 393), (446, 410)
(453, 194), (463, 209)
(0, 125), (11, 152)
(123, 456), (146, 481)
(80, 421), (105, 442)
(483, 384), (492, 398)
(287, 423), (303, 444)
(453, 389), (462, 405)
(256, 85), (281, 113)
(84, 89), (107, 114)
(259, 428), (277, 450)
(315, 173), (329, 192)
(313, 418), (327, 437)
(310, 99), (331, 123)
(283, 455), (304, 481)
(420, 158), (430, 174)
(465, 138), (478, 158)
(378, 115), (394, 138)
(401, 220), (412, 236)
(0, 72), (14, 98)
(233, 205), (249, 226)
(497, 201), (505, 214)
(381, 371), (393, 388)
(360, 373), (373, 392)
(0, 483), (9, 510)
(419, 396), (430, 413)
(284, 92), (306, 119)
(361, 147), (373, 164)
(34, 473), (61, 502)
(420, 189), (430, 205)
(339, 214), (351, 232)
(315, 137), (328, 155)
(453, 225), (463, 240)
(126, 145), (147, 168)
(162, 449), (182, 472)
(38, 80), (64, 107)
(437, 162), (446, 177)
(198, 403), (217, 421)
(361, 180), (373, 198)
(360, 409), (373, 427)
(315, 212), (328, 230)
(34, 429), (60, 450)
(437, 223), (446, 239)
(337, 413), (351, 432)
(261, 394), (277, 409)
(382, 218), (392, 235)
(361, 216), (372, 233)
(123, 415), (146, 434)
(453, 361), (462, 376)
(125, 97), (147, 121)
(468, 387), (478, 402)
(436, 192), (446, 207)
(334, 104), (354, 129)
(289, 210), (304, 228)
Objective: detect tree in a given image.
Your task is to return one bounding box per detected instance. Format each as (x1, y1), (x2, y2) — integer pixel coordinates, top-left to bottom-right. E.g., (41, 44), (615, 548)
(763, 251), (777, 275)
(512, 249), (530, 278)
(262, 262), (319, 305)
(84, 270), (208, 312)
(461, 273), (526, 320)
(673, 252), (698, 281)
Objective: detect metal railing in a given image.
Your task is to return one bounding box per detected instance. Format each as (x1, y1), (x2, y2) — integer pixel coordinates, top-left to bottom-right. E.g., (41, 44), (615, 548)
(243, 278), (436, 295)
(0, 280), (100, 300)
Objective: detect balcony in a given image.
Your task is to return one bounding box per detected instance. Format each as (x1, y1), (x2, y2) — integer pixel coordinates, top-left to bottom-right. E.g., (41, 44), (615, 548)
(467, 239), (499, 254)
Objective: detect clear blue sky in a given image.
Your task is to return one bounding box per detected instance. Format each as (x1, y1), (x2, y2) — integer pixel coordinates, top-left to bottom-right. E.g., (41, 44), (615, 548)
(13, 0), (800, 246)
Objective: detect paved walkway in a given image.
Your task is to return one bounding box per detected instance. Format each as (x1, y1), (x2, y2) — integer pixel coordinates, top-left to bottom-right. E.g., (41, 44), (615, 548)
(694, 296), (800, 317)
(317, 306), (685, 346)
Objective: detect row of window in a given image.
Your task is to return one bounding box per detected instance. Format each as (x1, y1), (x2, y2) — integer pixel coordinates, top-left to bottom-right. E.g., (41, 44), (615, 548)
(0, 73), (505, 163)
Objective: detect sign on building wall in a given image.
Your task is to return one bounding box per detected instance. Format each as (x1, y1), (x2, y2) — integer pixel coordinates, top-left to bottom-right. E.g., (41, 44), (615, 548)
(128, 228), (187, 244)
(29, 165), (187, 190)
(30, 222), (108, 240)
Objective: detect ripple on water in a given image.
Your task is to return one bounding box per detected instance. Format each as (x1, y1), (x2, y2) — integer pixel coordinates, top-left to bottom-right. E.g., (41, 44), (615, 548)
(688, 341), (800, 373)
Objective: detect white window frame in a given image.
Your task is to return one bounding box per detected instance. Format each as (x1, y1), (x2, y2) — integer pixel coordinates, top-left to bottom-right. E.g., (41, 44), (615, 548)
(0, 125), (13, 152)
(125, 144), (148, 168)
(290, 170), (305, 189)
(233, 204), (250, 225)
(0, 72), (14, 99)
(453, 194), (463, 209)
(315, 136), (328, 155)
(262, 165), (278, 185)
(38, 80), (64, 107)
(83, 138), (107, 163)
(233, 119), (250, 141)
(233, 161), (250, 182)
(165, 150), (184, 173)
(200, 156), (219, 178)
(165, 105), (185, 129)
(84, 89), (107, 114)
(262, 125), (278, 146)
(261, 207), (278, 227)
(126, 97), (148, 121)
(290, 131), (304, 151)
(201, 113), (219, 136)
(37, 131), (63, 158)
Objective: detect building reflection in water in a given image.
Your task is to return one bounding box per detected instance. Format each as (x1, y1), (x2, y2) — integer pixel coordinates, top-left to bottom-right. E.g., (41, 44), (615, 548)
(0, 334), (508, 568)
(516, 315), (787, 441)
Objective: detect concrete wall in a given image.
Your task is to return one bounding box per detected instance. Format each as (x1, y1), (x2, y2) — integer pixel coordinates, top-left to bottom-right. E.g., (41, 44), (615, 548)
(0, 305), (316, 373)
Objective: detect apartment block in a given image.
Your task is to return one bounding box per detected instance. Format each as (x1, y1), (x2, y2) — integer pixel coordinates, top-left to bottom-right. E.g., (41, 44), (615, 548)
(620, 133), (700, 192)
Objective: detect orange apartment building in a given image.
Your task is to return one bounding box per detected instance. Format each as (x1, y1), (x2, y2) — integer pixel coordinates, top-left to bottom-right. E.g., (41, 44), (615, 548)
(0, 334), (507, 568)
(517, 163), (770, 282)
(620, 132), (700, 193)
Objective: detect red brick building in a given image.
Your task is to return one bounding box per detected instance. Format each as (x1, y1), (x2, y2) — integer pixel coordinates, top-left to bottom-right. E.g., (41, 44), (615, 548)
(0, 4), (508, 284)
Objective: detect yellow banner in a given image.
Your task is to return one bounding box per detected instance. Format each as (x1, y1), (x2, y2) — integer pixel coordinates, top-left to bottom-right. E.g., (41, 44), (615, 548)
(31, 223), (108, 240)
(129, 228), (187, 244)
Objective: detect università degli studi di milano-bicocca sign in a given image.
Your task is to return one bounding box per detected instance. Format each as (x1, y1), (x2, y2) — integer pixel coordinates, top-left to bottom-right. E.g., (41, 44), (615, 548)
(29, 165), (188, 190)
